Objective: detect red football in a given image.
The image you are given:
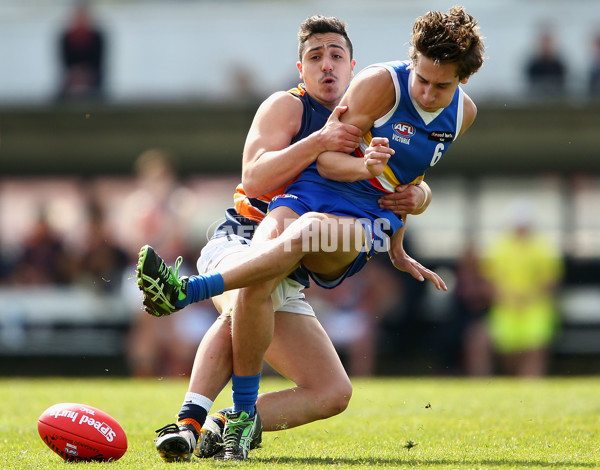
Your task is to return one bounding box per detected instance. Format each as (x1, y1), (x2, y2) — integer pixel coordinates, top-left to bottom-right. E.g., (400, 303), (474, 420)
(38, 403), (127, 462)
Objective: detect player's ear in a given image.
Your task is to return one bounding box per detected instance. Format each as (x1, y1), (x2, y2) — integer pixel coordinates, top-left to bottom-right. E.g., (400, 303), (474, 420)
(350, 59), (357, 78)
(460, 75), (470, 84)
(297, 61), (303, 80)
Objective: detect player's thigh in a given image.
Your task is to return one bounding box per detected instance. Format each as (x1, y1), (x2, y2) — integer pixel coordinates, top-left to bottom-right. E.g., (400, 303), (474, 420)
(265, 311), (350, 389)
(253, 206), (300, 243)
(301, 214), (366, 279)
(199, 244), (243, 313)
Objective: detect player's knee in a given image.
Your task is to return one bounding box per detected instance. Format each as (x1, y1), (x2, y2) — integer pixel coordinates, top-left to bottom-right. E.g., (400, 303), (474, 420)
(299, 212), (330, 229)
(290, 212), (329, 233)
(316, 379), (353, 419)
(285, 212), (331, 252)
(237, 280), (278, 303)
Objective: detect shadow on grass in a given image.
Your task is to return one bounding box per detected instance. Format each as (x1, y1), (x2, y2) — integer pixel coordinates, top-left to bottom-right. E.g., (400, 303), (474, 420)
(255, 456), (597, 468)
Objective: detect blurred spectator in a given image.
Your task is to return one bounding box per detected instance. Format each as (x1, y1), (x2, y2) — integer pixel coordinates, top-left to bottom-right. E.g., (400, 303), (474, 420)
(124, 250), (219, 377)
(57, 2), (106, 100)
(482, 200), (564, 377)
(306, 255), (400, 376)
(77, 197), (129, 294)
(525, 29), (567, 97)
(119, 148), (187, 260)
(6, 205), (76, 286)
(589, 33), (600, 96)
(372, 233), (429, 374)
(450, 242), (494, 376)
(228, 63), (261, 104)
(123, 148), (211, 377)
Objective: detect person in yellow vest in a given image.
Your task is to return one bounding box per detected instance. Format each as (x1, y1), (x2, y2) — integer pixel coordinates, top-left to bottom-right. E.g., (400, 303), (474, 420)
(482, 200), (564, 376)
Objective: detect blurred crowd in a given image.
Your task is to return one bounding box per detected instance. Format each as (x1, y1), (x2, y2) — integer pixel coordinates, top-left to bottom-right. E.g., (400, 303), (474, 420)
(0, 149), (220, 377)
(0, 4), (578, 378)
(0, 147), (566, 378)
(524, 26), (600, 98)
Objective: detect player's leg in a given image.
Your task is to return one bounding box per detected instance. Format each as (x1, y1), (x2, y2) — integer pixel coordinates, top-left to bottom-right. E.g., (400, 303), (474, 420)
(153, 296), (238, 462)
(259, 310), (352, 431)
(136, 208), (366, 315)
(176, 293), (351, 458)
(220, 210), (367, 287)
(153, 239), (248, 462)
(157, 285), (271, 462)
(198, 312), (351, 456)
(218, 210), (366, 460)
(143, 210), (366, 460)
(225, 208), (365, 390)
(179, 243), (254, 433)
(210, 209), (343, 460)
(196, 308), (348, 455)
(216, 279), (279, 461)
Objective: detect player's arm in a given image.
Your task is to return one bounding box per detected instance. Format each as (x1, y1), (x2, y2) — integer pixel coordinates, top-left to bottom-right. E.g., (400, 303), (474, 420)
(242, 92), (362, 198)
(388, 216), (447, 290)
(316, 66), (396, 182)
(457, 92), (477, 138)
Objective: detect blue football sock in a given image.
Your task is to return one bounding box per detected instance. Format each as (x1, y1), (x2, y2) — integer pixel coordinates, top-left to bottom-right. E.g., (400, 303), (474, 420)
(175, 272), (225, 308)
(232, 374), (260, 417)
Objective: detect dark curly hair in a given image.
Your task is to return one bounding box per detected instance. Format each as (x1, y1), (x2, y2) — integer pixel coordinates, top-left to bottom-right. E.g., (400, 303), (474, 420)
(298, 15), (353, 61)
(410, 6), (485, 80)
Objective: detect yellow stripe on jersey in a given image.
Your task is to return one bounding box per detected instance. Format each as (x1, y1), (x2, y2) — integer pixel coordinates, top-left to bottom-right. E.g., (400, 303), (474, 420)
(375, 165), (400, 192)
(376, 168), (424, 191)
(360, 130), (425, 191)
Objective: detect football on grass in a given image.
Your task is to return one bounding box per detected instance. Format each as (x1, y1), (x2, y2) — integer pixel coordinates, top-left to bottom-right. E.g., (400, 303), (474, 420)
(38, 402), (127, 462)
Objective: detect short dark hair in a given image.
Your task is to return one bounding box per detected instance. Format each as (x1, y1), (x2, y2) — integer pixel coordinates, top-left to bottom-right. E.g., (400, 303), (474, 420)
(410, 6), (485, 80)
(298, 15), (353, 61)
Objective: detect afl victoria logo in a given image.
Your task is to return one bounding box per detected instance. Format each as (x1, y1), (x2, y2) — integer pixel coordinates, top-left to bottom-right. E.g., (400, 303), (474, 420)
(393, 122), (415, 137)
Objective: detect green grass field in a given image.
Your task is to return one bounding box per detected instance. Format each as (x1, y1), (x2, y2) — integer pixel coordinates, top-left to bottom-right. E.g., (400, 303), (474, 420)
(2, 376), (599, 469)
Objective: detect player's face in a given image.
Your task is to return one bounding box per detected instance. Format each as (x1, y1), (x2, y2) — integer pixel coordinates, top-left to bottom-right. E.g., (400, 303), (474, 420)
(297, 33), (356, 110)
(410, 54), (468, 112)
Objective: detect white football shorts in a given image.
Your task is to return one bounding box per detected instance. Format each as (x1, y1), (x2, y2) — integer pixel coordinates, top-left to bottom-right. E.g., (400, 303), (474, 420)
(196, 235), (315, 317)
